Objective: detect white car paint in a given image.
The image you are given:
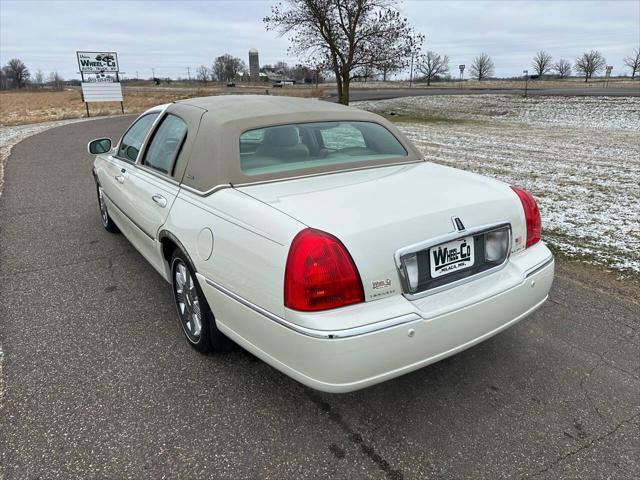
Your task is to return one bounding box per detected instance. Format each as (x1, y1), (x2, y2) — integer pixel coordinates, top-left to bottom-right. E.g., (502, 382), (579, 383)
(91, 99), (554, 393)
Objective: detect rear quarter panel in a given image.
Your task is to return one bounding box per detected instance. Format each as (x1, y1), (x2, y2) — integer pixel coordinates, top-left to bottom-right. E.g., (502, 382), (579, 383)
(163, 188), (305, 320)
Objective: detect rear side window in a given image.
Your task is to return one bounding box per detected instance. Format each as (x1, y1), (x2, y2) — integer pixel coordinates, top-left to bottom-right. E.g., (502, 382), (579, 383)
(117, 113), (159, 161)
(239, 121), (407, 176)
(142, 114), (188, 175)
(320, 123), (366, 150)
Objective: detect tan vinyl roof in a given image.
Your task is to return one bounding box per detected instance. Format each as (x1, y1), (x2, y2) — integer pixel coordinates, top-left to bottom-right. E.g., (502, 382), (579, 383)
(176, 94), (371, 124)
(169, 95), (423, 193)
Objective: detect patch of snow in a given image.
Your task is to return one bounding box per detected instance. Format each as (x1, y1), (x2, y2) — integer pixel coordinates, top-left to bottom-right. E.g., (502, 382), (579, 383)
(355, 95), (640, 274)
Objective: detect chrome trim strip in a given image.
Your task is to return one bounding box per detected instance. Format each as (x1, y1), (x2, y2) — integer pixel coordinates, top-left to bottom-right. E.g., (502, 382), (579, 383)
(203, 276), (421, 339)
(395, 222), (512, 300)
(180, 183), (232, 196)
(134, 164), (181, 186)
(524, 256), (554, 278)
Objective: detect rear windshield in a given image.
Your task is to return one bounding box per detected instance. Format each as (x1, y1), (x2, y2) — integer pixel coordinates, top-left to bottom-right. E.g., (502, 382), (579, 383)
(239, 121), (408, 176)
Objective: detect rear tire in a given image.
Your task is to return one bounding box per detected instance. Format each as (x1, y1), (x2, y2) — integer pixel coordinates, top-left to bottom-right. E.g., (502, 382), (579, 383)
(171, 250), (233, 353)
(97, 184), (120, 233)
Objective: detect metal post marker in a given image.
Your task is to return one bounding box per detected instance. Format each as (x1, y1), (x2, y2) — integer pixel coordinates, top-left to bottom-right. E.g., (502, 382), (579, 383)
(605, 66), (613, 87)
(459, 64), (465, 89)
(523, 70), (529, 97)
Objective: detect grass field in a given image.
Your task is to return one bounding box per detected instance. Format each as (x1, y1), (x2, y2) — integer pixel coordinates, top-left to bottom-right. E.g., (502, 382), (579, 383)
(356, 95), (640, 276)
(0, 84), (326, 125)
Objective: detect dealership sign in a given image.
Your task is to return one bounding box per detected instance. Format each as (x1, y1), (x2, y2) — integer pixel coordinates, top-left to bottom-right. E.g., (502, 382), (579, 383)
(76, 50), (124, 115)
(77, 51), (119, 73)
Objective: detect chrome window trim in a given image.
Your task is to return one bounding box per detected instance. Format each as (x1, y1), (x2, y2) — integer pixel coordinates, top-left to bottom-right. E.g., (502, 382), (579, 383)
(134, 164), (181, 186)
(114, 108), (166, 163)
(395, 222), (512, 300)
(203, 276), (420, 339)
(138, 112), (189, 179)
(133, 105), (172, 165)
(179, 183), (232, 196)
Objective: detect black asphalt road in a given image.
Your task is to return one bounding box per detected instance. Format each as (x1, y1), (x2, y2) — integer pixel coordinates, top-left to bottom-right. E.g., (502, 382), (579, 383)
(1, 117), (638, 479)
(331, 87), (640, 102)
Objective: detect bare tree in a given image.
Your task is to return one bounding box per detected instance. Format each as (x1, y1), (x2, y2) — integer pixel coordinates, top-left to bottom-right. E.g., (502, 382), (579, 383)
(553, 58), (572, 79)
(531, 50), (553, 77)
(4, 58), (30, 89)
(34, 69), (45, 88)
(264, 0), (422, 105)
(289, 63), (320, 83)
(48, 71), (64, 90)
(470, 53), (494, 81)
(574, 50), (606, 82)
(212, 54), (246, 82)
(416, 51), (449, 86)
(196, 65), (210, 83)
(623, 48), (640, 79)
(378, 58), (404, 81)
(0, 68), (8, 90)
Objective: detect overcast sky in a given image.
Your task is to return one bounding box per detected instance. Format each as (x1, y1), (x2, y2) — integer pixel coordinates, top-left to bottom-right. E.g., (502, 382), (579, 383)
(1, 0), (638, 80)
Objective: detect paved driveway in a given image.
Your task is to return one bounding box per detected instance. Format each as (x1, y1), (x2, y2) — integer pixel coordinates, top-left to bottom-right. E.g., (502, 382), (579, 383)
(0, 117), (638, 479)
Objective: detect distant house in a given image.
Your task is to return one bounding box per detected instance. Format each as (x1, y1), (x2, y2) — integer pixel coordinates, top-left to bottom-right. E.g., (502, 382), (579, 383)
(236, 71), (269, 83)
(263, 68), (296, 85)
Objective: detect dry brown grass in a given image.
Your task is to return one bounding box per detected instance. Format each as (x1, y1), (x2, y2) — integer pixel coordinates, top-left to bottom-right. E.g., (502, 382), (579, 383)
(0, 85), (327, 125)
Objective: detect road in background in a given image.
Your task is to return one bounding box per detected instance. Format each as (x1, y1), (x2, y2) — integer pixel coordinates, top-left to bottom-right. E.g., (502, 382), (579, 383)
(0, 118), (638, 479)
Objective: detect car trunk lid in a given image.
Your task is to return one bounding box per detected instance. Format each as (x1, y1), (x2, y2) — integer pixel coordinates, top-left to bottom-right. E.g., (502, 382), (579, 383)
(237, 162), (526, 301)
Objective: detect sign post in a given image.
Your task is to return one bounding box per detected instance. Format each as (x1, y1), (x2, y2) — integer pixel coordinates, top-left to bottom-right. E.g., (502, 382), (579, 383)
(605, 66), (613, 87)
(523, 69), (529, 97)
(76, 51), (124, 117)
(458, 64), (465, 88)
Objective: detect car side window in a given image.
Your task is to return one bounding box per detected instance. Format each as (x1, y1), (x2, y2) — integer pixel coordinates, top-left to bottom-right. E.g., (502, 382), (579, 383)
(117, 113), (159, 162)
(142, 114), (188, 175)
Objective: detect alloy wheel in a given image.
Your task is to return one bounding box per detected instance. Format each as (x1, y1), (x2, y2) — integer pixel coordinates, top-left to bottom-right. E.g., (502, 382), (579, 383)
(174, 261), (202, 342)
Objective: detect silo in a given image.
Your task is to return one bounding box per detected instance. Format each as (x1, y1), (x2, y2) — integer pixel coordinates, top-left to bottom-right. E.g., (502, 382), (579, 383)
(249, 49), (259, 82)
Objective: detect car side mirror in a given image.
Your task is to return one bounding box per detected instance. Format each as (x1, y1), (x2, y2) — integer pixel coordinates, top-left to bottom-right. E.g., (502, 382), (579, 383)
(88, 138), (112, 155)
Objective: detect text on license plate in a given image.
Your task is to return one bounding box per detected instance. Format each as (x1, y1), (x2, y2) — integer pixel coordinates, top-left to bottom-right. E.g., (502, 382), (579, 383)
(430, 236), (475, 278)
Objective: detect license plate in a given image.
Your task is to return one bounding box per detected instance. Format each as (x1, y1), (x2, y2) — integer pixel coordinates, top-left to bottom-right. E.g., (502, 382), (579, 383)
(430, 236), (475, 278)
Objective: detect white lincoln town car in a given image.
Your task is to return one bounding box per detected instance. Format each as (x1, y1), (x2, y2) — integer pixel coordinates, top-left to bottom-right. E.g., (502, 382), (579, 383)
(89, 95), (554, 393)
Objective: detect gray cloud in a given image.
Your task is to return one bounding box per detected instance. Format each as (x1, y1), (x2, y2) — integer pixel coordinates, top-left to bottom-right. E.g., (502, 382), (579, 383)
(1, 0), (638, 80)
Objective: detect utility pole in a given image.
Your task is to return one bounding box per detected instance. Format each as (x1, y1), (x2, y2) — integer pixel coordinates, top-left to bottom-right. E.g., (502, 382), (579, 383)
(187, 66), (191, 82)
(409, 53), (414, 88)
(151, 68), (155, 79)
(136, 71), (139, 80)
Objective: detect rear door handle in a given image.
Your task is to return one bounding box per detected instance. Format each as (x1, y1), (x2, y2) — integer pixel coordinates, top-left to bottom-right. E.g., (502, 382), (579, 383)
(152, 194), (167, 208)
(115, 174), (125, 184)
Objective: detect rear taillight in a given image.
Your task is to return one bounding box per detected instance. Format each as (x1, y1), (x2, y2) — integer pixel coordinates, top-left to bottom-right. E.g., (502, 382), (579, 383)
(511, 186), (541, 248)
(284, 228), (364, 312)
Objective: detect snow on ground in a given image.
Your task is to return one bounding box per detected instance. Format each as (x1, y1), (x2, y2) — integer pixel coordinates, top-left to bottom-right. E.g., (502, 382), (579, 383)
(355, 95), (640, 275)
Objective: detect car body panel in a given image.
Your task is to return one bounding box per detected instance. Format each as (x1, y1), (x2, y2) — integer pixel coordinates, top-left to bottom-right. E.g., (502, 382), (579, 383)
(238, 162), (527, 303)
(197, 254), (554, 393)
(161, 188), (304, 318)
(90, 96), (554, 392)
